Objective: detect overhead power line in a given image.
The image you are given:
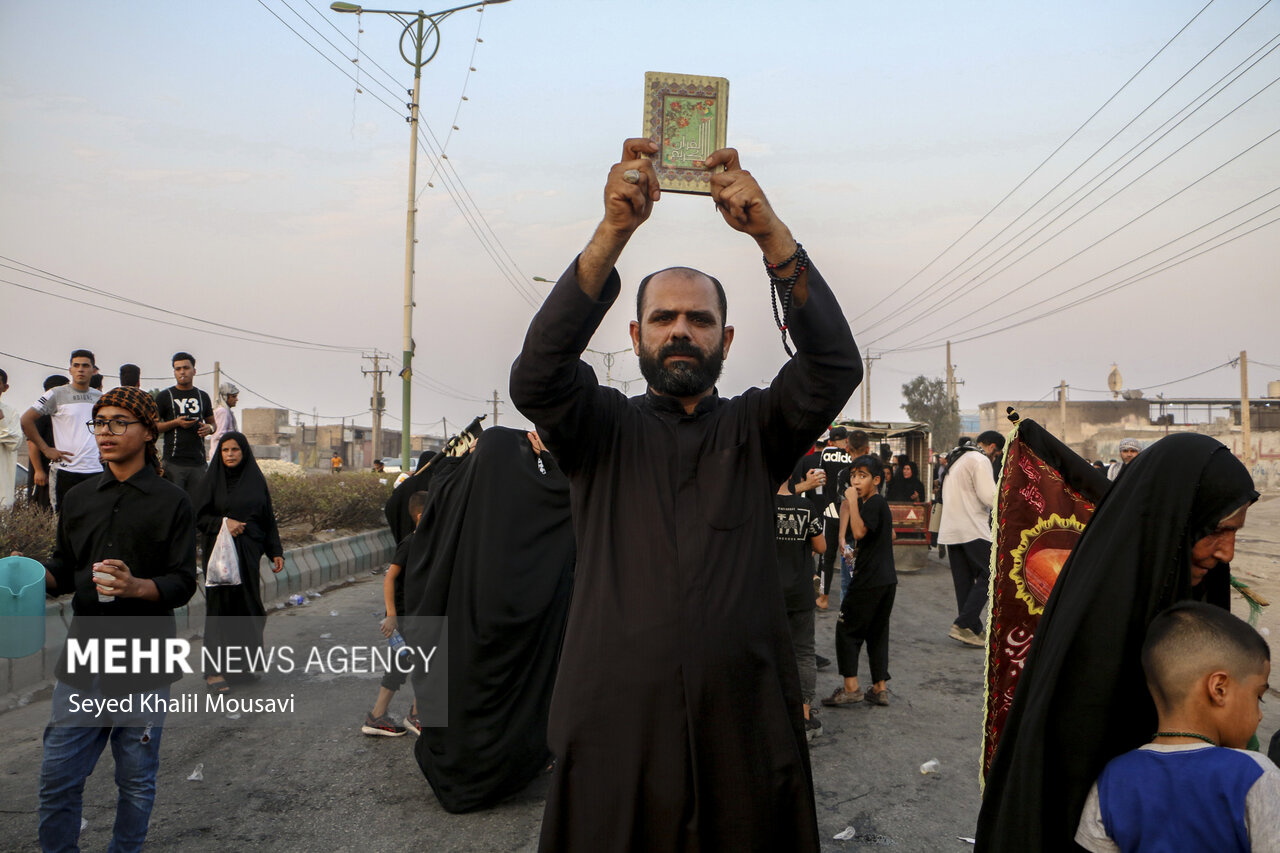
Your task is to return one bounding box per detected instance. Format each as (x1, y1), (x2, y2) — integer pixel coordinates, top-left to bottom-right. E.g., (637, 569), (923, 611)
(897, 187), (1280, 348)
(878, 117), (1280, 352)
(887, 206), (1280, 352)
(219, 370), (368, 421)
(853, 0), (1222, 327)
(0, 275), (368, 354)
(412, 132), (541, 308)
(255, 0), (410, 118)
(411, 373), (487, 403)
(2, 257), (471, 393)
(382, 410), (453, 430)
(257, 0), (541, 310)
(1144, 359), (1240, 390)
(1, 258), (367, 353)
(886, 176), (1280, 352)
(866, 23), (1280, 343)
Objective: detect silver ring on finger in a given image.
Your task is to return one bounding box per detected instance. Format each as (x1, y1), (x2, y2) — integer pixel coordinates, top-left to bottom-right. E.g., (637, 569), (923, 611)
(623, 169), (641, 184)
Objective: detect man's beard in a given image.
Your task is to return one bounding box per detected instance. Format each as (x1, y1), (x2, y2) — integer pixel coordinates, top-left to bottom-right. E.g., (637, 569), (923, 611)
(638, 338), (725, 398)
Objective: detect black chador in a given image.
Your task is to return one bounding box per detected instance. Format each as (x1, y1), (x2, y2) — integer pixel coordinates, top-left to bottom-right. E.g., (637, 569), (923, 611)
(510, 259), (861, 852)
(401, 427), (575, 813)
(976, 433), (1258, 852)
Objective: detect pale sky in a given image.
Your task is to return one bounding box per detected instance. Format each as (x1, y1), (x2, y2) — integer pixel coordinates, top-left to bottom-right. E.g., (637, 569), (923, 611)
(2, 0), (1277, 437)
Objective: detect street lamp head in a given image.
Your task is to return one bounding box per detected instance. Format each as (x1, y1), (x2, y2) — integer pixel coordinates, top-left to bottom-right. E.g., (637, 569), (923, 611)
(330, 2), (362, 11)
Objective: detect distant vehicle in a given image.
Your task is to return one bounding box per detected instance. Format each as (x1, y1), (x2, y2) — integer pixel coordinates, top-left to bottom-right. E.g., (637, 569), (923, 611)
(378, 457), (403, 475)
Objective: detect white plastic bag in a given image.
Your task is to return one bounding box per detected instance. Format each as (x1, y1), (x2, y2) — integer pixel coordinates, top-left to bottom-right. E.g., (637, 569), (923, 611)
(205, 519), (242, 587)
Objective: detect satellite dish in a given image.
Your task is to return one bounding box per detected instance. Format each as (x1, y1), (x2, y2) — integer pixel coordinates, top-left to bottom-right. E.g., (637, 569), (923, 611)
(1107, 364), (1123, 399)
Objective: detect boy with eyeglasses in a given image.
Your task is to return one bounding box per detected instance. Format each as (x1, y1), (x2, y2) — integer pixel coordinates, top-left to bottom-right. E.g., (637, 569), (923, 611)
(38, 385), (197, 852)
(20, 350), (103, 513)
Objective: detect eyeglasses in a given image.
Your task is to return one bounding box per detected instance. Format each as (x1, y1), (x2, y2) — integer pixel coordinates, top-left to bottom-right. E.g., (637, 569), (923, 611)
(86, 418), (141, 435)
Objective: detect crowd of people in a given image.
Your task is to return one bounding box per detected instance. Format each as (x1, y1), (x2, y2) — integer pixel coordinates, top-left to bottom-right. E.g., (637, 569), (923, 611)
(1, 349), (273, 851)
(1, 350), (241, 512)
(6, 139), (1277, 852)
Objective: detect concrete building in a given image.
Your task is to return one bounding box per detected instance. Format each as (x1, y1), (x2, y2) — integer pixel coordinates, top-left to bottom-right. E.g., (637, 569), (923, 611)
(239, 407), (445, 470)
(978, 395), (1280, 490)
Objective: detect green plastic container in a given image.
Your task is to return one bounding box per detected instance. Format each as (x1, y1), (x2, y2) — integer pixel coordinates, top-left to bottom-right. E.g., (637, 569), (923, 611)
(0, 555), (46, 659)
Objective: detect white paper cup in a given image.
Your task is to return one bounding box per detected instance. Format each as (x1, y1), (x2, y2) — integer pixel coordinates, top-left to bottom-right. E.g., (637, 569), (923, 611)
(92, 563), (113, 603)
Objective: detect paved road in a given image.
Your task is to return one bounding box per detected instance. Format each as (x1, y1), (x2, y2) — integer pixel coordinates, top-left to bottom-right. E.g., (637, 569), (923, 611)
(1232, 494), (1280, 642)
(3, 547), (1277, 852)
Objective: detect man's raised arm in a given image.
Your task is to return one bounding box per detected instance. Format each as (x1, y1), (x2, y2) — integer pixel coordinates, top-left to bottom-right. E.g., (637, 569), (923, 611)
(705, 147), (808, 304)
(510, 139), (661, 471)
(575, 138), (662, 297)
(700, 148), (862, 474)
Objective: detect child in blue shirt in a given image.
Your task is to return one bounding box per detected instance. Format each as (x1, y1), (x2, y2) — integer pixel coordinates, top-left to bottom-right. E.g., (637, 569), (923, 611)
(1075, 601), (1280, 852)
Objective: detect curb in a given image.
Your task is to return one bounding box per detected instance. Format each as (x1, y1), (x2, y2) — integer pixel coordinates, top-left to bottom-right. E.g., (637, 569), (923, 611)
(0, 528), (396, 707)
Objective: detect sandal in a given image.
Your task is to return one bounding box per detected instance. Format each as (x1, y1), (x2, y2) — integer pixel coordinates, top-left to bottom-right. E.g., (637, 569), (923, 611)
(206, 679), (231, 695)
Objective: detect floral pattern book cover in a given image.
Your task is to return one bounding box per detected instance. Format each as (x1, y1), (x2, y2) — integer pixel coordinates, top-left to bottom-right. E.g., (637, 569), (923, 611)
(643, 72), (729, 195)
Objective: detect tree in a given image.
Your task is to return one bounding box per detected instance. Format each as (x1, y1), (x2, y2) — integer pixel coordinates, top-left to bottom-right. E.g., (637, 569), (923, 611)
(901, 375), (960, 450)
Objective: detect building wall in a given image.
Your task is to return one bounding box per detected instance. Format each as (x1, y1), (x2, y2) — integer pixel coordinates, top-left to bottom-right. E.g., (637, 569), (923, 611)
(979, 400), (1151, 447)
(239, 407), (445, 470)
(979, 400), (1280, 490)
(241, 407), (290, 443)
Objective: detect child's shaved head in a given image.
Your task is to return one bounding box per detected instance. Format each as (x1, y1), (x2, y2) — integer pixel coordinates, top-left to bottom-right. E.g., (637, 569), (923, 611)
(1141, 601), (1270, 710)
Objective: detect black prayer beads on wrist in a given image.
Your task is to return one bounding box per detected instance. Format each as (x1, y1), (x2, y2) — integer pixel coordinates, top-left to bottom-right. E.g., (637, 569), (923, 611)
(765, 242), (809, 357)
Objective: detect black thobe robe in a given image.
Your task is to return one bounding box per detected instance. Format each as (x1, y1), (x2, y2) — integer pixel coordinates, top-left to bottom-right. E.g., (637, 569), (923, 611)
(509, 257), (861, 852)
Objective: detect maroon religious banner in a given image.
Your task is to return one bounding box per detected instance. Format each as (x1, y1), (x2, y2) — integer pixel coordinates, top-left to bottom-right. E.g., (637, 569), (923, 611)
(981, 415), (1110, 783)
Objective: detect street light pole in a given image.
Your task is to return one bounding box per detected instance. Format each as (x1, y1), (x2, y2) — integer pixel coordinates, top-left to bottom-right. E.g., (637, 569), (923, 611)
(331, 0), (511, 472)
(400, 27), (422, 474)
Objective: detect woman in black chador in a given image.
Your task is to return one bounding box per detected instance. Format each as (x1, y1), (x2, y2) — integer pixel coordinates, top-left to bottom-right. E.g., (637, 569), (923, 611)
(885, 459), (926, 502)
(975, 433), (1258, 852)
(194, 431), (284, 692)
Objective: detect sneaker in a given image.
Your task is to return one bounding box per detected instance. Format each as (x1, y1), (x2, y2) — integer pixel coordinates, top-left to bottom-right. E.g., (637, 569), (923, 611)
(820, 687), (862, 708)
(403, 709), (421, 736)
(361, 712), (406, 737)
(950, 625), (985, 647)
(815, 654), (832, 670)
(864, 687), (889, 706)
(804, 713), (823, 741)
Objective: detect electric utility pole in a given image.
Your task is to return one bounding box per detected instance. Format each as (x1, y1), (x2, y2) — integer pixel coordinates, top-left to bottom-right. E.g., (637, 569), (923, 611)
(1240, 350), (1252, 467)
(861, 352), (880, 421)
(329, 0), (514, 472)
(490, 389), (503, 426)
(1058, 380), (1068, 439)
(942, 341), (965, 429)
(363, 353), (392, 460)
